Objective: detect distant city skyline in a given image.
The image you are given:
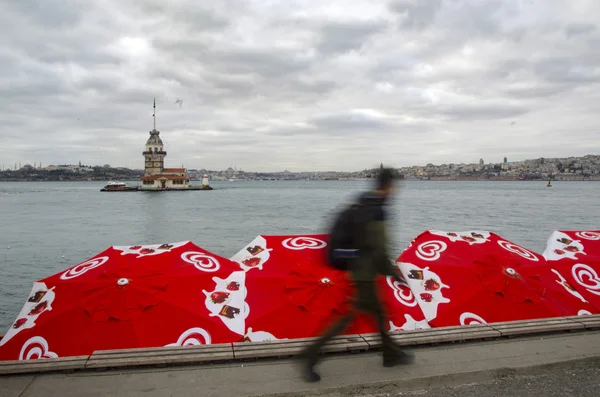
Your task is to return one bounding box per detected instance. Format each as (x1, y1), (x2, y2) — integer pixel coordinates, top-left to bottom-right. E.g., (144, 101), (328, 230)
(2, 1), (600, 171)
(3, 153), (598, 174)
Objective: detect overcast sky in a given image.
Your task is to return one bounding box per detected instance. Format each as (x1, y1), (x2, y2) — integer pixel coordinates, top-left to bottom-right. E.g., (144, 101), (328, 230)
(1, 0), (599, 172)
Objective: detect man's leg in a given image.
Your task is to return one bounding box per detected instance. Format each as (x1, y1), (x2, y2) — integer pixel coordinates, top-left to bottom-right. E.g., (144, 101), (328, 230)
(373, 305), (413, 366)
(300, 311), (355, 382)
(358, 282), (413, 366)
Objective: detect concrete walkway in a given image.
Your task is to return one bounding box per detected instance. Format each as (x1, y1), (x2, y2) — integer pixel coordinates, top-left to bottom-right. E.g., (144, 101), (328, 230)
(395, 366), (600, 397)
(3, 331), (600, 397)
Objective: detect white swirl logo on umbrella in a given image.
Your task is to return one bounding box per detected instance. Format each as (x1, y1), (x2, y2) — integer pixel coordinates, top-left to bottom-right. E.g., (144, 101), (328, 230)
(460, 312), (487, 326)
(415, 240), (447, 261)
(386, 275), (417, 307)
(19, 336), (58, 360)
(572, 264), (600, 296)
(578, 309), (593, 316)
(165, 327), (211, 346)
(60, 256), (109, 280)
(181, 252), (220, 272)
(575, 231), (600, 241)
(497, 240), (539, 262)
(281, 237), (327, 250)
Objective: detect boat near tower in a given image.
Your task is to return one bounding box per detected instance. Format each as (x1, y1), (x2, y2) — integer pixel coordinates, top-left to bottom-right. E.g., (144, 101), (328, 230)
(101, 99), (213, 192)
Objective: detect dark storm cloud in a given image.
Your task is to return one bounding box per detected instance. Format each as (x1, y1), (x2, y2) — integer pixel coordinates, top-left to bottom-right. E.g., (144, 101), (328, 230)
(1, 0), (600, 171)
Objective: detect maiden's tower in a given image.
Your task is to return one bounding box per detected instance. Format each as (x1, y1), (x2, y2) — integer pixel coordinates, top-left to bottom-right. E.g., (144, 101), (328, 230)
(139, 99), (207, 190)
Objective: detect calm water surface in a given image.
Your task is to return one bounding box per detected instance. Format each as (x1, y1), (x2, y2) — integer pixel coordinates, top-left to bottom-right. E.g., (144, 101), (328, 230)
(0, 180), (598, 331)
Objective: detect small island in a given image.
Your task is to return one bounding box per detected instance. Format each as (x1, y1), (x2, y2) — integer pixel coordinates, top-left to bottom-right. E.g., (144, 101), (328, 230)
(102, 100), (213, 192)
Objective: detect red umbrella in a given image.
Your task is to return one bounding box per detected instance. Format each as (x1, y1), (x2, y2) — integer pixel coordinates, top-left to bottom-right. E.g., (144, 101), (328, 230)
(230, 234), (427, 341)
(0, 241), (244, 361)
(543, 230), (600, 313)
(396, 230), (597, 328)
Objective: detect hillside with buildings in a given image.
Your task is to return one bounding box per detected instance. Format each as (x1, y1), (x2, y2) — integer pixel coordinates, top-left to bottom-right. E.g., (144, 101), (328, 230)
(2, 155), (599, 182)
(397, 155), (600, 181)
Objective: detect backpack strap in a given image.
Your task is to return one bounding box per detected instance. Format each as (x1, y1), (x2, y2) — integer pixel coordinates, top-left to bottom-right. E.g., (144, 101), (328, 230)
(333, 248), (360, 258)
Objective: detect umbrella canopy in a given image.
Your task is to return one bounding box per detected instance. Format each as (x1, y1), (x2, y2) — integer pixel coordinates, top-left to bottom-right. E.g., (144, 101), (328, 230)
(230, 234), (427, 342)
(396, 230), (597, 327)
(543, 230), (600, 313)
(0, 241), (245, 361)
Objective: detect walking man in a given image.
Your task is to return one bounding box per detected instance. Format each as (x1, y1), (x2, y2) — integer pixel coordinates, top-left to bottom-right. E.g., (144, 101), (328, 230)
(300, 167), (414, 382)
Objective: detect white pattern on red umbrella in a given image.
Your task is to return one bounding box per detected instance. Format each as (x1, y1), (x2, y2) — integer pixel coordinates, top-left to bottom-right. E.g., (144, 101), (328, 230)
(181, 251), (221, 272)
(281, 237), (327, 250)
(386, 276), (418, 307)
(243, 328), (287, 342)
(571, 264), (600, 297)
(203, 271), (247, 335)
(543, 231), (587, 261)
(230, 236), (273, 272)
(497, 240), (539, 262)
(0, 283), (56, 347)
(19, 336), (58, 360)
(415, 241), (447, 261)
(60, 256), (109, 280)
(551, 269), (588, 303)
(165, 327), (211, 346)
(430, 230), (491, 245)
(389, 314), (430, 332)
(459, 312), (487, 325)
(397, 262), (451, 321)
(575, 232), (600, 241)
(112, 241), (188, 258)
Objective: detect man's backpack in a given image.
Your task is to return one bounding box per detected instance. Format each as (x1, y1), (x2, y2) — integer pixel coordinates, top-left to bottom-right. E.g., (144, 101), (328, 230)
(326, 202), (367, 270)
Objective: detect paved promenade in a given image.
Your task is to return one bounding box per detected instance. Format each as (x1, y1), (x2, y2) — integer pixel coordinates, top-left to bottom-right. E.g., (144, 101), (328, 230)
(2, 331), (600, 397)
(395, 366), (600, 397)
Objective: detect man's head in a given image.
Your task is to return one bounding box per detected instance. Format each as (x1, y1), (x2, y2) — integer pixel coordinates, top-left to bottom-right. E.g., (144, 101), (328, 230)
(375, 167), (396, 197)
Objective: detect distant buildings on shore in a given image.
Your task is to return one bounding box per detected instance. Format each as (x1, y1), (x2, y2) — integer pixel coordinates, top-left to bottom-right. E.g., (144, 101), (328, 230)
(399, 155), (600, 181)
(3, 155), (600, 182)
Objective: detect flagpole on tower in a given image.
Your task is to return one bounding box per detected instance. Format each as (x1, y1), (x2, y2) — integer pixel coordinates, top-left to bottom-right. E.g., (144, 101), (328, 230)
(153, 98), (156, 130)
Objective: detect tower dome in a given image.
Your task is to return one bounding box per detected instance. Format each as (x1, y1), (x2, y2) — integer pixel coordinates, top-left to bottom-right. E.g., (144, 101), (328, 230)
(146, 130), (163, 146)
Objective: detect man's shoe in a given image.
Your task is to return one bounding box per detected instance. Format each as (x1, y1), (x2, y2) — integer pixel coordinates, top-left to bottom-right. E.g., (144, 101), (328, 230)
(303, 365), (321, 382)
(382, 357), (397, 367)
(397, 351), (415, 365)
(383, 351), (415, 367)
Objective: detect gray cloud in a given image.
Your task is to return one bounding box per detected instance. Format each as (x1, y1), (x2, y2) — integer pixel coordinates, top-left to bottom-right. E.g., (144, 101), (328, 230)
(565, 23), (596, 37)
(389, 0), (443, 30)
(1, 0), (600, 172)
(316, 20), (387, 55)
